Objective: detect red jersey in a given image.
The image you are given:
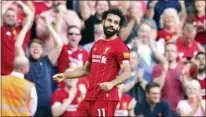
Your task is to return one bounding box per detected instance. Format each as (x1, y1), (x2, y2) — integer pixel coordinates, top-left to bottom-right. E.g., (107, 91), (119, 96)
(51, 88), (83, 116)
(58, 45), (89, 73)
(193, 15), (206, 26)
(32, 1), (50, 16)
(1, 25), (30, 75)
(195, 31), (206, 45)
(177, 38), (200, 59)
(157, 30), (176, 42)
(85, 37), (130, 101)
(197, 76), (206, 99)
(115, 93), (133, 116)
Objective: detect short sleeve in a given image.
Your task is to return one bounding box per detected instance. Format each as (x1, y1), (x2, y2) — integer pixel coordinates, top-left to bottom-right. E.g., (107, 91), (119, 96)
(87, 43), (96, 63)
(115, 43), (130, 65)
(51, 91), (63, 106)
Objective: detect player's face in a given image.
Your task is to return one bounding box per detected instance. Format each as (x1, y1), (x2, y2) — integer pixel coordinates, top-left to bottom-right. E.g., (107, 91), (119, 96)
(103, 14), (120, 38)
(3, 9), (17, 28)
(67, 27), (81, 48)
(147, 87), (161, 104)
(96, 1), (109, 16)
(195, 1), (205, 13)
(196, 54), (206, 71)
(138, 24), (152, 41)
(29, 42), (43, 60)
(182, 31), (196, 46)
(164, 44), (178, 62)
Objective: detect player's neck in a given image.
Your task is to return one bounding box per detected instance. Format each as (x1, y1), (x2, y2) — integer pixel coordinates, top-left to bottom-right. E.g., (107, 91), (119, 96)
(104, 35), (118, 41)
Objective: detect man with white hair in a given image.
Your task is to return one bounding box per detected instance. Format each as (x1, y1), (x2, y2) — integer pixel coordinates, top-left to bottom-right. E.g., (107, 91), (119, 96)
(2, 56), (37, 116)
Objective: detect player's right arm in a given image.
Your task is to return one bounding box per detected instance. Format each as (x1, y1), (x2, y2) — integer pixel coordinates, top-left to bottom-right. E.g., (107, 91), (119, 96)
(53, 61), (91, 83)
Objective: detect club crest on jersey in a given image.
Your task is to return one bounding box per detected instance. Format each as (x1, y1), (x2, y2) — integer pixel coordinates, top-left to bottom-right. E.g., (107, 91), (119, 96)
(103, 47), (110, 54)
(123, 52), (130, 58)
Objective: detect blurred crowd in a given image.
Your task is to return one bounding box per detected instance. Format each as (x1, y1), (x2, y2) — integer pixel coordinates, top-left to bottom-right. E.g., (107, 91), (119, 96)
(1, 0), (206, 117)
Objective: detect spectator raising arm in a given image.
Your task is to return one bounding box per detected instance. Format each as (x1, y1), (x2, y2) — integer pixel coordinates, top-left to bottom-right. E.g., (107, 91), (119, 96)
(153, 61), (169, 90)
(146, 1), (158, 19)
(16, 1), (34, 27)
(1, 1), (14, 26)
(15, 1), (34, 57)
(42, 17), (63, 65)
(80, 1), (91, 21)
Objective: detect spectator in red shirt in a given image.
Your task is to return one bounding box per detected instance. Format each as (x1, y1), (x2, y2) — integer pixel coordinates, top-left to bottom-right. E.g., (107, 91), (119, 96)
(1, 1), (34, 75)
(152, 42), (187, 116)
(195, 52), (206, 99)
(157, 8), (182, 42)
(57, 26), (89, 73)
(115, 84), (136, 116)
(177, 23), (205, 62)
(188, 1), (206, 47)
(36, 1), (81, 55)
(51, 63), (87, 117)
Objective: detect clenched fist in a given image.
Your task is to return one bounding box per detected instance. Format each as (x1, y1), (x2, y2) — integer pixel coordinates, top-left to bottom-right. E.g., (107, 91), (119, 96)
(53, 73), (65, 83)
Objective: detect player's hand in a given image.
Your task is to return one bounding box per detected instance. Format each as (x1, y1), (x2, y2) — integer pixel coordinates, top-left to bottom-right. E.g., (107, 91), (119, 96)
(99, 82), (114, 91)
(53, 73), (65, 83)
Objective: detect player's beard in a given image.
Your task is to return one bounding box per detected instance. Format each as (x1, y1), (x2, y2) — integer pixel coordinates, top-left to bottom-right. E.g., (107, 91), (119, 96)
(103, 26), (118, 38)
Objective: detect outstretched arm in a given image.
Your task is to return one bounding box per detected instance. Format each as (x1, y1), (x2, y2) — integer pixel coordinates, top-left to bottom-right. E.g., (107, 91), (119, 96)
(53, 61), (91, 82)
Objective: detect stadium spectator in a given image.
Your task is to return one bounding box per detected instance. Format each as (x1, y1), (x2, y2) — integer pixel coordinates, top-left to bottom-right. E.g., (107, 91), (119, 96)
(157, 8), (182, 42)
(15, 17), (63, 117)
(119, 1), (143, 43)
(115, 84), (136, 116)
(51, 63), (87, 116)
(1, 1), (33, 75)
(188, 0), (206, 48)
(57, 26), (89, 73)
(152, 42), (187, 116)
(195, 52), (206, 99)
(80, 1), (109, 45)
(177, 23), (205, 61)
(121, 51), (151, 103)
(134, 83), (172, 117)
(129, 21), (165, 74)
(176, 80), (205, 116)
(36, 1), (81, 55)
(2, 56), (37, 116)
(146, 0), (184, 29)
(83, 23), (104, 53)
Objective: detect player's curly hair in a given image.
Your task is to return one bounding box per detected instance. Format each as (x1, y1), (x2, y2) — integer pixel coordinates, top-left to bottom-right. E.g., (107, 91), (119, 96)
(102, 8), (125, 27)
